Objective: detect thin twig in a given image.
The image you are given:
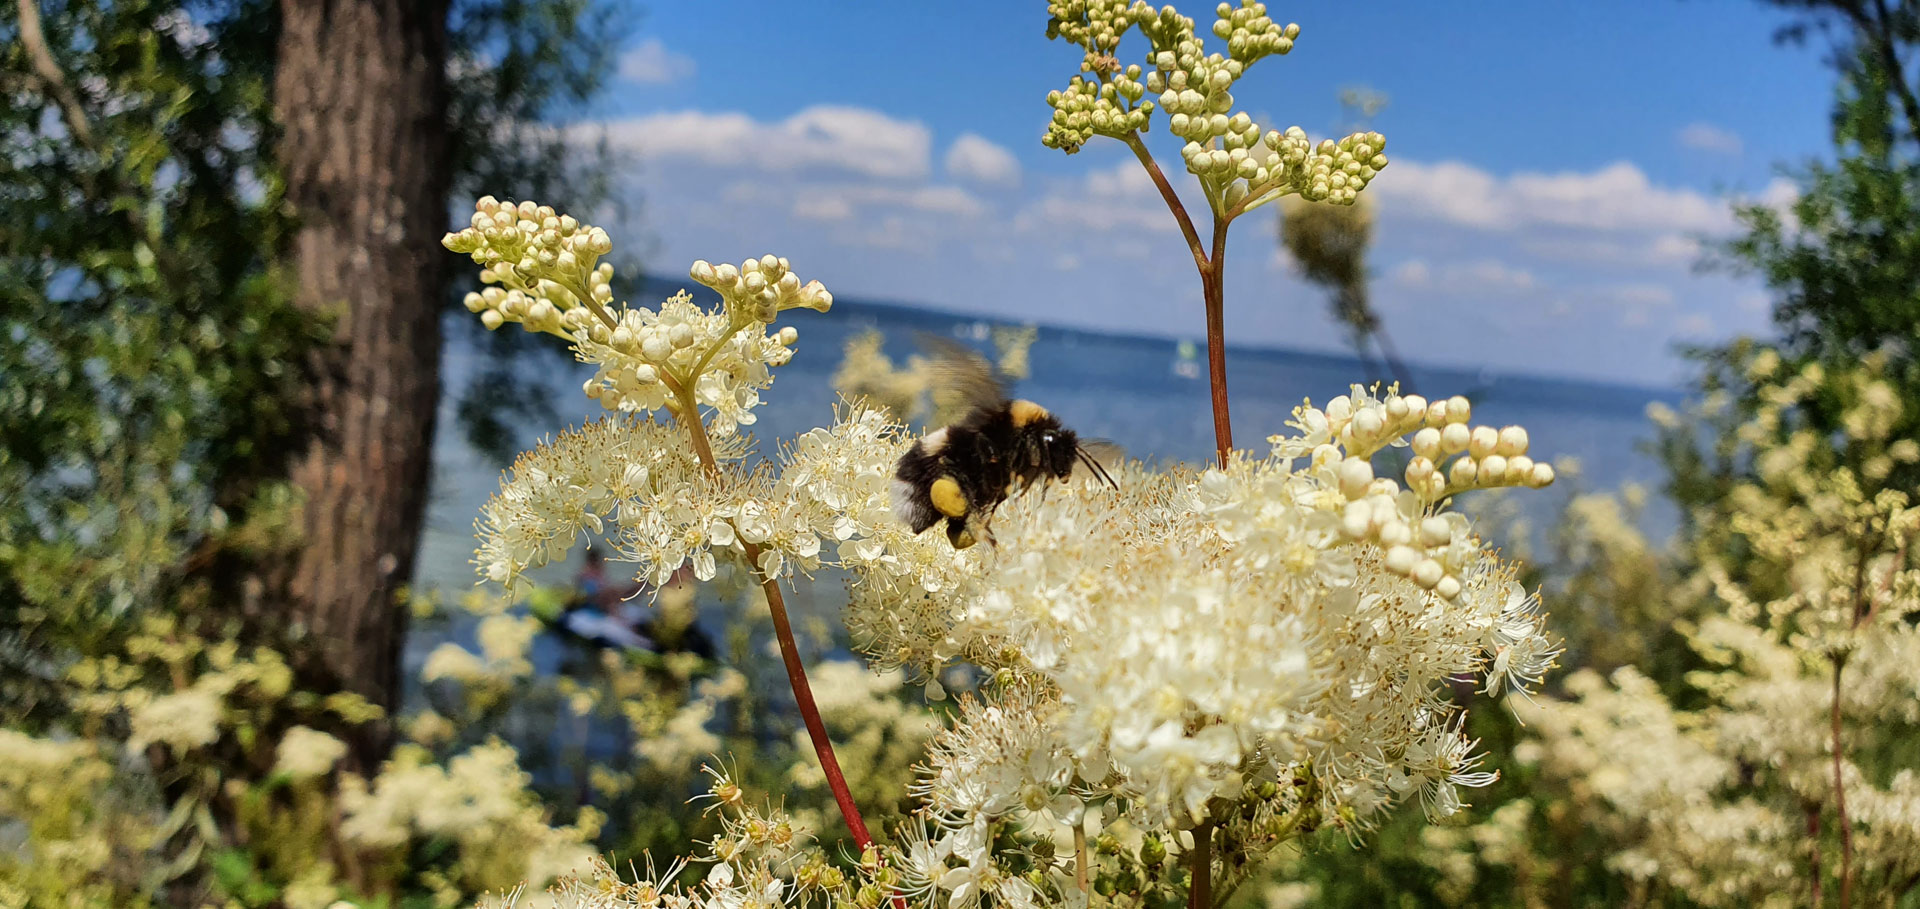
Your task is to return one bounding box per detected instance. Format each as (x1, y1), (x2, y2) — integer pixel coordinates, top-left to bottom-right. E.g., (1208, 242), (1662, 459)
(1831, 653), (1853, 909)
(16, 0), (97, 149)
(1863, 0), (1920, 150)
(1858, 535), (1907, 630)
(1074, 824), (1090, 898)
(1807, 799), (1824, 909)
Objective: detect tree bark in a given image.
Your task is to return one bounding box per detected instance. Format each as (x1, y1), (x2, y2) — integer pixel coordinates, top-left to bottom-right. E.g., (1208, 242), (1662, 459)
(274, 0), (450, 770)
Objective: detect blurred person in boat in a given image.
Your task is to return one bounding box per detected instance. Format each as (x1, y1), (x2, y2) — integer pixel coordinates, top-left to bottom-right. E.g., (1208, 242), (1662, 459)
(534, 547), (712, 657)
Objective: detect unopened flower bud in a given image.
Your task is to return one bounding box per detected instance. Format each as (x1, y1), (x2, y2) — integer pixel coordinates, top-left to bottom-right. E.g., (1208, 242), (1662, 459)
(1351, 408), (1383, 442)
(1440, 423), (1471, 454)
(1528, 462), (1556, 487)
(641, 334), (672, 361)
(1436, 576), (1462, 600)
(1478, 454), (1508, 483)
(1468, 425), (1499, 458)
(1412, 558), (1444, 589)
(1338, 457), (1374, 499)
(1446, 396), (1471, 424)
(1496, 425), (1529, 457)
(1419, 517), (1452, 548)
(1412, 428), (1442, 460)
(1341, 501), (1371, 539)
(1505, 455), (1534, 485)
(1405, 456), (1435, 487)
(1385, 545), (1419, 575)
(1448, 457), (1478, 488)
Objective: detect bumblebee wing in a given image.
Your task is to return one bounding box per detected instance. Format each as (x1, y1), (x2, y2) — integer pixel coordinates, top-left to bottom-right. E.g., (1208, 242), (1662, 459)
(915, 332), (1011, 423)
(1073, 438), (1124, 487)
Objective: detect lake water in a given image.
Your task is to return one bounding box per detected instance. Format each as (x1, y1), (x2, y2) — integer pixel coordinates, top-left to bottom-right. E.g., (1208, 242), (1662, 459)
(405, 284), (1685, 687)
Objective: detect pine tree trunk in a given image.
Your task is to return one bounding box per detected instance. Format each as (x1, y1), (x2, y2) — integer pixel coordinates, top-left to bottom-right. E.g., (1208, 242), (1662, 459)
(273, 0), (450, 770)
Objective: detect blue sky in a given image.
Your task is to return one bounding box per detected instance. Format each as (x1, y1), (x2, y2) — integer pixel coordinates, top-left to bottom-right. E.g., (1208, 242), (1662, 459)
(569, 0), (1837, 385)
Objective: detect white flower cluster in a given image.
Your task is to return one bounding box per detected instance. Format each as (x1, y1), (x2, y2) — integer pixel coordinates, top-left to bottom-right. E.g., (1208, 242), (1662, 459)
(1042, 0), (1387, 208)
(472, 417), (758, 591)
(442, 196), (615, 336)
(1275, 387), (1555, 600)
(801, 390), (1555, 900)
(444, 199), (830, 437)
(477, 768), (889, 909)
(451, 197), (1558, 907)
(1514, 347), (1920, 906)
(340, 742), (601, 897)
(273, 725), (348, 780)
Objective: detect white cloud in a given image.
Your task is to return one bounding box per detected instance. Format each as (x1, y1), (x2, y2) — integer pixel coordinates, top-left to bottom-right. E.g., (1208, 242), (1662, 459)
(1675, 313), (1716, 336)
(617, 38), (696, 85)
(1598, 283), (1677, 307)
(790, 184), (986, 221)
(1677, 122), (1743, 155)
(792, 195), (853, 222)
(1649, 233), (1703, 263)
(589, 105), (932, 180)
(1455, 260), (1538, 291)
(945, 134), (1021, 187)
(1387, 259), (1432, 287)
(1388, 258), (1532, 292)
(1054, 253), (1082, 271)
(1375, 159), (1733, 234)
(1015, 160), (1176, 233)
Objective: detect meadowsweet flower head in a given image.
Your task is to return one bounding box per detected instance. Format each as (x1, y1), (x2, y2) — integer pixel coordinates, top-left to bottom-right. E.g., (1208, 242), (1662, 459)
(447, 191), (1557, 908)
(1042, 0), (1386, 211)
(274, 725), (348, 780)
(819, 386), (1554, 843)
(445, 199), (827, 438)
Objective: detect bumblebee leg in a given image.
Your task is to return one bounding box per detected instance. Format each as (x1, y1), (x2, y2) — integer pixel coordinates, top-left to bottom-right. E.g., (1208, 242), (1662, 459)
(946, 516), (977, 549)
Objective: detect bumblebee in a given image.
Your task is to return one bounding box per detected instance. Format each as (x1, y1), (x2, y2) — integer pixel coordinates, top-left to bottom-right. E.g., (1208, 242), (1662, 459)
(891, 339), (1116, 549)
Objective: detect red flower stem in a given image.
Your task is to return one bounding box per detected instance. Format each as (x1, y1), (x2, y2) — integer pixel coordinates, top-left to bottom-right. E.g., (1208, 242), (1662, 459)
(674, 390), (900, 906)
(748, 544), (875, 848)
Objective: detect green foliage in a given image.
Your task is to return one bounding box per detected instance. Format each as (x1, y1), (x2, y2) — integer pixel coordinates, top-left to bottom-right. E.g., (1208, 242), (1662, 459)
(1, 0), (313, 728)
(1, 0), (635, 905)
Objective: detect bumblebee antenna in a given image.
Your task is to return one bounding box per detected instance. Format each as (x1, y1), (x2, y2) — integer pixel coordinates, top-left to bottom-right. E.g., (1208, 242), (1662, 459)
(1076, 445), (1118, 489)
